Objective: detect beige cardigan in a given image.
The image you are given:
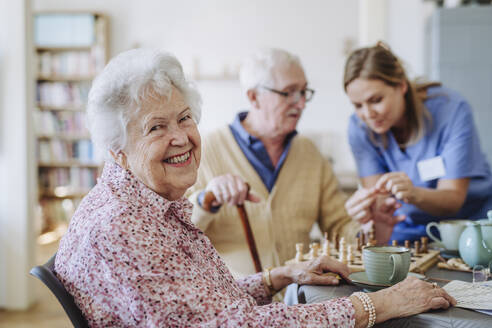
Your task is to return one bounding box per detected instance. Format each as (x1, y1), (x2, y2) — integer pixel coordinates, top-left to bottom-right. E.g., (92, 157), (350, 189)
(187, 126), (360, 278)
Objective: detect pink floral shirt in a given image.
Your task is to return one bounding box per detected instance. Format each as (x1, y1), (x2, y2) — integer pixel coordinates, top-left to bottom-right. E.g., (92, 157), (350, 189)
(55, 162), (355, 327)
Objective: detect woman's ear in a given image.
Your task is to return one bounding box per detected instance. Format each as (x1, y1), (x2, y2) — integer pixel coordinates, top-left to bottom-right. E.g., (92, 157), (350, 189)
(247, 89), (261, 109)
(110, 150), (129, 170)
(400, 80), (408, 95)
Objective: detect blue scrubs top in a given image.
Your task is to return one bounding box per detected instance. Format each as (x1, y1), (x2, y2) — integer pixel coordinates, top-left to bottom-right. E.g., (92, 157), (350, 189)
(348, 86), (492, 242)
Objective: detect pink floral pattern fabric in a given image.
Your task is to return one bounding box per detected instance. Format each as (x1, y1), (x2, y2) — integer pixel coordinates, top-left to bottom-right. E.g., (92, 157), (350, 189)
(55, 162), (355, 327)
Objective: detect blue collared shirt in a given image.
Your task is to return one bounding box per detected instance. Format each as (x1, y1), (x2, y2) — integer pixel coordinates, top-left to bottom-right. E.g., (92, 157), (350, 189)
(198, 111), (297, 211)
(229, 111), (297, 192)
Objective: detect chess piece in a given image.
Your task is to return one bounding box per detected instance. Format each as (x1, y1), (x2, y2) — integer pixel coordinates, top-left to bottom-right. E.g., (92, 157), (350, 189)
(369, 226), (375, 241)
(295, 243), (304, 262)
(307, 243), (314, 260)
(414, 241), (420, 255)
(421, 236), (428, 253)
(338, 245), (347, 264)
(360, 230), (365, 246)
(356, 237), (361, 251)
(307, 242), (320, 260)
(339, 237), (346, 251)
(322, 237), (330, 257)
(312, 242), (320, 258)
(339, 237), (348, 263)
(347, 245), (354, 264)
(404, 240), (410, 249)
(392, 240), (398, 247)
(334, 234), (340, 251)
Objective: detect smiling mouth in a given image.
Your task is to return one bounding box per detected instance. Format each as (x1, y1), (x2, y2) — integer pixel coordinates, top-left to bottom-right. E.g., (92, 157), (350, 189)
(287, 109), (301, 118)
(163, 150), (191, 164)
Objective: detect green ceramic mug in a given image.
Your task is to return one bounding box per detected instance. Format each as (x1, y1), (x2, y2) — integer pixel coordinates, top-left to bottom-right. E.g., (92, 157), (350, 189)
(362, 246), (411, 285)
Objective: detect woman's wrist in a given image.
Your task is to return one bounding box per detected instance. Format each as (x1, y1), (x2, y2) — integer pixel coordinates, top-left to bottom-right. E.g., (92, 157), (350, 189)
(367, 290), (395, 323)
(350, 290), (396, 327)
(268, 266), (293, 292)
(348, 295), (369, 328)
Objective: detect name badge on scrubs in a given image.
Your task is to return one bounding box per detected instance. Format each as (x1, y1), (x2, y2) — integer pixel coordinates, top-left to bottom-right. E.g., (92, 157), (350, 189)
(417, 156), (446, 182)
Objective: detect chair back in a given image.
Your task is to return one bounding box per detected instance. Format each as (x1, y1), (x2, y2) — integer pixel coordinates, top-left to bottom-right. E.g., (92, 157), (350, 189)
(30, 253), (89, 328)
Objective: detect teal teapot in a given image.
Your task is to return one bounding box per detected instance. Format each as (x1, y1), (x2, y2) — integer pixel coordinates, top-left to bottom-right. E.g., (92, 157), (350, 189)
(458, 210), (492, 267)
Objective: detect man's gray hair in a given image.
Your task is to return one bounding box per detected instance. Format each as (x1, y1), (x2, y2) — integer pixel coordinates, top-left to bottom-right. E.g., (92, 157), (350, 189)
(87, 48), (202, 161)
(239, 48), (302, 93)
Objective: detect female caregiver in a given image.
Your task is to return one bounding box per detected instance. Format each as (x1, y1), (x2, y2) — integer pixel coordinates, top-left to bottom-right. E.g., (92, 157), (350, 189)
(343, 42), (492, 242)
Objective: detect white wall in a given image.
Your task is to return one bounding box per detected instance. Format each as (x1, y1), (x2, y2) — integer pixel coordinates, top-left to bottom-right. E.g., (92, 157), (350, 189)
(32, 0), (360, 173)
(387, 0), (436, 78)
(0, 0), (36, 309)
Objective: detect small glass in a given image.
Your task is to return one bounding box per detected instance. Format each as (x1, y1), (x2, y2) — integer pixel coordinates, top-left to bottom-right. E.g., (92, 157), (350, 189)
(473, 265), (487, 284)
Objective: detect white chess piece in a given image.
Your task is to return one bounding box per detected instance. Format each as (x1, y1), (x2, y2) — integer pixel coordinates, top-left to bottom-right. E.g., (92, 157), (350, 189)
(295, 243), (304, 262)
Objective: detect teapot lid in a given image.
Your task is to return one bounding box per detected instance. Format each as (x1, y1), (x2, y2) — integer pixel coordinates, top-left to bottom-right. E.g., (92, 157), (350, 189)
(481, 210), (492, 226)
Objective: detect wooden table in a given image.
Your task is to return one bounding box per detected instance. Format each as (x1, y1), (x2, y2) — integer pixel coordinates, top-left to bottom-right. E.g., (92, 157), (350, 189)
(297, 265), (491, 327)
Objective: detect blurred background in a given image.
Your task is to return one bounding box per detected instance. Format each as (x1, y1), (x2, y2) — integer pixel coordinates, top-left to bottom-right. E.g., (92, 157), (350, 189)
(1, 0), (491, 326)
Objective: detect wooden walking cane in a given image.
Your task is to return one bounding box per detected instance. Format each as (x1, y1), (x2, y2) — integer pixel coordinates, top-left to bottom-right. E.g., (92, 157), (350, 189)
(202, 185), (263, 273)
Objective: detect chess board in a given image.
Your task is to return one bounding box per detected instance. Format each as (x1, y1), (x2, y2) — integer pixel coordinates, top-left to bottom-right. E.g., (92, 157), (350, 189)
(285, 242), (440, 274)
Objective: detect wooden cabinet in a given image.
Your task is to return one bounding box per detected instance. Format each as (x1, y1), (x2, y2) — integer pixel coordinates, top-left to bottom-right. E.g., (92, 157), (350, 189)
(33, 12), (109, 243)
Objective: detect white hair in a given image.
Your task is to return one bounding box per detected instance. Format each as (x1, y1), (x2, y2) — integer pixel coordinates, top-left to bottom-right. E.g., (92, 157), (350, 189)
(239, 48), (302, 93)
(87, 48), (202, 161)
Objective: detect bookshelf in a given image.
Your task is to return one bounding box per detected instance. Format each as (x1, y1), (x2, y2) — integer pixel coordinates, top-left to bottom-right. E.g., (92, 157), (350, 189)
(33, 12), (109, 243)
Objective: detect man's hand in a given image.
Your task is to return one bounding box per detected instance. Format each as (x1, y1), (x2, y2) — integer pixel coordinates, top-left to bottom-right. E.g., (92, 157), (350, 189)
(345, 187), (379, 224)
(205, 174), (261, 207)
(346, 187), (405, 244)
(369, 195), (406, 244)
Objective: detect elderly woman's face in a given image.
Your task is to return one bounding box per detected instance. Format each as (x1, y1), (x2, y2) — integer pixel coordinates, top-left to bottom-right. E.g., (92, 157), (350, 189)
(118, 86), (201, 200)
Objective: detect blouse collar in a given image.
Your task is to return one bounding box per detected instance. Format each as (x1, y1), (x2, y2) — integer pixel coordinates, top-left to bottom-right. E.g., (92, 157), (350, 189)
(99, 161), (194, 226)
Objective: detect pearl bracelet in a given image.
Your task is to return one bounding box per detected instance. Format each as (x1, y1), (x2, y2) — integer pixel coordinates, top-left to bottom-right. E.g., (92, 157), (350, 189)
(352, 292), (376, 328)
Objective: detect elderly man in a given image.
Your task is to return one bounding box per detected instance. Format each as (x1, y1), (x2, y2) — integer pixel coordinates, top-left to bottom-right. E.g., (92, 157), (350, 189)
(187, 48), (401, 278)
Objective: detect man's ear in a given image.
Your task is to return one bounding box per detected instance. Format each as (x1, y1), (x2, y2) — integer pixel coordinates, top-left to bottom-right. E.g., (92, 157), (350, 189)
(247, 89), (261, 109)
(110, 150), (129, 169)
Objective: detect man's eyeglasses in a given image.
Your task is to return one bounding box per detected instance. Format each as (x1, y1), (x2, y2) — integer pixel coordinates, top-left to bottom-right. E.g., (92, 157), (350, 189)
(260, 86), (315, 103)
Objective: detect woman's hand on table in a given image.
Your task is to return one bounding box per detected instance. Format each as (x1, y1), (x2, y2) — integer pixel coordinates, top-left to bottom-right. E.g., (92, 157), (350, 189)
(270, 256), (351, 291)
(364, 276), (457, 324)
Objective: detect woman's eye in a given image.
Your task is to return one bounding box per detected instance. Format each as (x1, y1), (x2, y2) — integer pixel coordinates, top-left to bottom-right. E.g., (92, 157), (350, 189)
(179, 114), (192, 123)
(150, 125), (162, 132)
(371, 97), (382, 104)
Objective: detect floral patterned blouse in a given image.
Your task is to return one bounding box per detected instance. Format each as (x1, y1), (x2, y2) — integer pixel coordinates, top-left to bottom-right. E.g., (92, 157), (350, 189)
(55, 162), (355, 327)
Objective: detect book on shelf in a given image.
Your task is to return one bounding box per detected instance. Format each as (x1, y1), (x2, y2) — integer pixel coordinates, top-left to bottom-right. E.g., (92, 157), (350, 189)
(34, 110), (87, 135)
(39, 167), (98, 191)
(36, 81), (91, 107)
(37, 49), (105, 77)
(37, 139), (102, 163)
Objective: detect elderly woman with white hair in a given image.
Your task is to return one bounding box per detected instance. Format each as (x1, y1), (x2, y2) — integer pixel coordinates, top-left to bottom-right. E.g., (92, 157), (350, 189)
(55, 48), (455, 327)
